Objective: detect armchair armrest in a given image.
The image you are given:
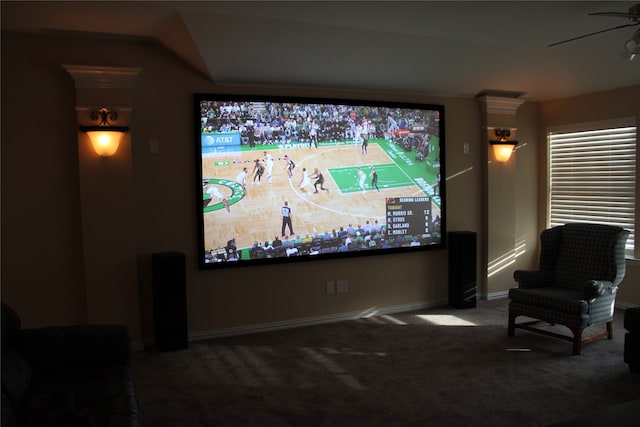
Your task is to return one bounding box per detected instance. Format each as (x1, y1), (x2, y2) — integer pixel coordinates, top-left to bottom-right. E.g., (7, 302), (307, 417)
(582, 280), (617, 302)
(513, 269), (554, 288)
(16, 324), (131, 372)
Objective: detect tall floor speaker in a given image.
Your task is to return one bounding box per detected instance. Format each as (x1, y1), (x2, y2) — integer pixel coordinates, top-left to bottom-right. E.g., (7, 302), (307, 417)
(152, 252), (188, 351)
(448, 231), (477, 309)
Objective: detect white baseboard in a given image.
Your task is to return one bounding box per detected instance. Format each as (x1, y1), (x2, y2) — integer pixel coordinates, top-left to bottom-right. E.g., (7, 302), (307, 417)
(189, 298), (448, 342)
(134, 294), (635, 350)
(486, 291), (509, 300)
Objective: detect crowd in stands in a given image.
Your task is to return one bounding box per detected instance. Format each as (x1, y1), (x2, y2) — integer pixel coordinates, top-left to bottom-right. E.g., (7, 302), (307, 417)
(248, 216), (442, 260)
(204, 214), (442, 263)
(200, 100), (439, 147)
(248, 223), (439, 260)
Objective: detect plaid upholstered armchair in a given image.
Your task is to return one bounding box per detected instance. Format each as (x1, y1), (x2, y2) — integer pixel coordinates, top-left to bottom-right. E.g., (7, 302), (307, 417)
(508, 223), (630, 355)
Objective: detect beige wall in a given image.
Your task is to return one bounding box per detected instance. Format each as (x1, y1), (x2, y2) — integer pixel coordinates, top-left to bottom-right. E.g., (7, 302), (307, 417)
(619, 262), (640, 306)
(0, 34), (485, 343)
(2, 32), (637, 346)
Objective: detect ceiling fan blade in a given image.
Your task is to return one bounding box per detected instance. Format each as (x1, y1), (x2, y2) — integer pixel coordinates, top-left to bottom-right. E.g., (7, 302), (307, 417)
(548, 22), (639, 47)
(588, 12), (637, 18)
(589, 4), (640, 21)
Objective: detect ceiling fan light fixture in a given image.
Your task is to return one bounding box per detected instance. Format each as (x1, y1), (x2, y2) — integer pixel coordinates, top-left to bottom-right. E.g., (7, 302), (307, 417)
(625, 29), (640, 54)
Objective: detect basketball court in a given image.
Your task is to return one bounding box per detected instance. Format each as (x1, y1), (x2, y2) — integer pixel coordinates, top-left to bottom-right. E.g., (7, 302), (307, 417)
(201, 140), (440, 252)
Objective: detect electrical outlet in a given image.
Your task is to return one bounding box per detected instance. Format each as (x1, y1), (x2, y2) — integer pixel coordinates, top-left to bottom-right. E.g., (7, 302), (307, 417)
(463, 143), (469, 154)
(326, 281), (336, 294)
(336, 280), (349, 293)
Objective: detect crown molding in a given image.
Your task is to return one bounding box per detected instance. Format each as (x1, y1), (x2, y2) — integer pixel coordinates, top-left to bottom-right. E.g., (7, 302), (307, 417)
(63, 65), (141, 89)
(477, 94), (526, 115)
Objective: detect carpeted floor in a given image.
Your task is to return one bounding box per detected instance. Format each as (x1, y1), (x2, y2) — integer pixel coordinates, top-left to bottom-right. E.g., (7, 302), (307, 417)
(132, 299), (640, 426)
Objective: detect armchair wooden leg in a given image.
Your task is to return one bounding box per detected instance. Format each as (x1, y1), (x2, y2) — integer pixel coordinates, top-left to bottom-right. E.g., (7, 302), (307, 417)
(606, 321), (613, 340)
(571, 327), (583, 356)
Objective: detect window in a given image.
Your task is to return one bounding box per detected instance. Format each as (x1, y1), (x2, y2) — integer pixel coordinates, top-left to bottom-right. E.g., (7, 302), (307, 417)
(548, 120), (637, 257)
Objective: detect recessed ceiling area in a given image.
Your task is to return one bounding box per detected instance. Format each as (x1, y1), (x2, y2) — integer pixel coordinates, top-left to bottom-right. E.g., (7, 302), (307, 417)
(2, 1), (639, 101)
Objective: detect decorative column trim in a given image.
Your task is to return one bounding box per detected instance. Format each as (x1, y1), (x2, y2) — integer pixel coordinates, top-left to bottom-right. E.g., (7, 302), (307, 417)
(63, 65), (141, 89)
(477, 94), (526, 115)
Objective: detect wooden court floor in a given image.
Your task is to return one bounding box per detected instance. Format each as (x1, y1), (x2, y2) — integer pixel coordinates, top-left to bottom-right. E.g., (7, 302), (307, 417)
(201, 142), (436, 252)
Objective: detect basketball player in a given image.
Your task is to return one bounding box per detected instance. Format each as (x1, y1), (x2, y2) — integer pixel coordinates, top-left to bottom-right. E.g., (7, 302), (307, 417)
(252, 158), (265, 185)
(236, 167), (248, 186)
(357, 167), (366, 193)
(203, 181), (230, 212)
(311, 168), (329, 193)
(299, 167), (312, 194)
(370, 166), (380, 192)
(264, 151), (274, 184)
(284, 154), (296, 181)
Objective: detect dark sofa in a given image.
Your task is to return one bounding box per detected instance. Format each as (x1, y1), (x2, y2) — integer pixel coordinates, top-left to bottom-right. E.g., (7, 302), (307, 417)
(1, 303), (142, 427)
(624, 306), (640, 373)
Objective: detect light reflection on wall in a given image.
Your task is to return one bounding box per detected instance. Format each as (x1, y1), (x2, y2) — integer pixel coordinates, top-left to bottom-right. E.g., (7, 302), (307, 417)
(487, 237), (527, 278)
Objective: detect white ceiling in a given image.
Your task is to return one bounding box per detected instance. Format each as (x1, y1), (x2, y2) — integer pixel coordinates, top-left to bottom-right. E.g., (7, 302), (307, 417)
(2, 1), (639, 101)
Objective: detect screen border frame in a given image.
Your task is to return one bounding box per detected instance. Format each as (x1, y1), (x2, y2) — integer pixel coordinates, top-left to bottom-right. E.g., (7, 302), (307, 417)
(194, 93), (447, 270)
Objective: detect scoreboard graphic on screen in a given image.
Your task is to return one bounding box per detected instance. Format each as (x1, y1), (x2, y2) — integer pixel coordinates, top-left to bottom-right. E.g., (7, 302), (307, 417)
(385, 197), (433, 236)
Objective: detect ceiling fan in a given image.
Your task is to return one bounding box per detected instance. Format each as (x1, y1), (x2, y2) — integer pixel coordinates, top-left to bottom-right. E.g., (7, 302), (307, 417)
(548, 3), (640, 54)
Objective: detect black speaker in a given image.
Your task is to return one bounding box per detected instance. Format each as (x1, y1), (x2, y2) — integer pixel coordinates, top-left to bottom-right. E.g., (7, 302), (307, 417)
(448, 231), (477, 309)
(152, 252), (188, 351)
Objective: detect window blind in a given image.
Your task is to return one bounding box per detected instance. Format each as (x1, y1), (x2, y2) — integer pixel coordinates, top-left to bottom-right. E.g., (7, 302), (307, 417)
(548, 125), (636, 256)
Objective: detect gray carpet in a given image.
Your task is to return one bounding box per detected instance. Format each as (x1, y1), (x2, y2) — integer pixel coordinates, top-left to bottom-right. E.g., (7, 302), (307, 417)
(132, 299), (640, 426)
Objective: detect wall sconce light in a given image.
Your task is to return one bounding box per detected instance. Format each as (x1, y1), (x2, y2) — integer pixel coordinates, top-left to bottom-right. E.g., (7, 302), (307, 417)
(489, 128), (518, 163)
(79, 107), (128, 156)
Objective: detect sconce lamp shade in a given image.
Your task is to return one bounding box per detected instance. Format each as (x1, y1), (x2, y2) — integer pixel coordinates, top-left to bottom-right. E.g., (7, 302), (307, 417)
(79, 107), (128, 157)
(488, 128), (517, 163)
(85, 129), (125, 156)
(490, 141), (517, 162)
